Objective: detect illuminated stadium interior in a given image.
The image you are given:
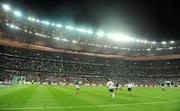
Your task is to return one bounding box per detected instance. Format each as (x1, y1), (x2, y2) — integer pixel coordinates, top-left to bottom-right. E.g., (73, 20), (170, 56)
(0, 2), (180, 111)
(0, 4), (179, 55)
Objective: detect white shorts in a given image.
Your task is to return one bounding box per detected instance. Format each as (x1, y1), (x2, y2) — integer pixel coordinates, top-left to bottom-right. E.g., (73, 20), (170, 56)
(75, 85), (80, 89)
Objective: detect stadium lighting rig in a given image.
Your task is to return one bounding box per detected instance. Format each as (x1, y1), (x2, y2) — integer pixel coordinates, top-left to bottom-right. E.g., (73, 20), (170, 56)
(72, 40), (78, 43)
(96, 31), (105, 37)
(54, 37), (60, 40)
(5, 22), (178, 52)
(13, 10), (22, 17)
(2, 4), (11, 11)
(170, 41), (174, 43)
(1, 3), (177, 47)
(151, 41), (157, 44)
(162, 41), (167, 45)
(107, 33), (132, 42)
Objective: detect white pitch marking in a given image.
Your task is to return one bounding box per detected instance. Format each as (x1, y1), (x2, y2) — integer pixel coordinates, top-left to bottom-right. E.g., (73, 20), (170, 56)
(0, 100), (179, 110)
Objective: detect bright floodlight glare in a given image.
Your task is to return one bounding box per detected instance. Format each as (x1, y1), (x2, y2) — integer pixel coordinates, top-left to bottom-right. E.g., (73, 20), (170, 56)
(170, 41), (174, 44)
(87, 30), (93, 34)
(36, 19), (40, 23)
(72, 40), (78, 43)
(80, 28), (86, 33)
(54, 37), (60, 40)
(61, 38), (69, 42)
(162, 41), (167, 44)
(136, 39), (140, 42)
(2, 4), (11, 11)
(31, 18), (35, 22)
(130, 38), (135, 42)
(76, 28), (86, 33)
(15, 26), (19, 30)
(13, 10), (22, 17)
(108, 33), (131, 42)
(147, 48), (151, 51)
(144, 40), (148, 43)
(152, 41), (157, 44)
(96, 31), (104, 37)
(156, 48), (162, 50)
(56, 24), (62, 28)
(28, 17), (32, 20)
(65, 26), (75, 30)
(169, 47), (173, 50)
(51, 23), (55, 26)
(44, 21), (50, 25)
(10, 24), (15, 28)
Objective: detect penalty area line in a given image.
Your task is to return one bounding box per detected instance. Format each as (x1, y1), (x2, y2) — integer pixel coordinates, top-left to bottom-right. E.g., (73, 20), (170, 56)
(0, 100), (179, 110)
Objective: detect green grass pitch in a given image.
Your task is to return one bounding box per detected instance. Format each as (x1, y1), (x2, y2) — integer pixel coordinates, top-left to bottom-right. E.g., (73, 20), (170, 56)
(0, 85), (180, 111)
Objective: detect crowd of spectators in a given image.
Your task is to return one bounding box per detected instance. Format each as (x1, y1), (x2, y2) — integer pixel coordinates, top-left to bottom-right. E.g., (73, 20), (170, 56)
(0, 46), (180, 85)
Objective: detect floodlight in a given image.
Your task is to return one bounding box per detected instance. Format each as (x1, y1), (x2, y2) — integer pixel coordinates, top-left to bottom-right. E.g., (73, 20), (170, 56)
(61, 38), (69, 42)
(15, 26), (19, 29)
(54, 37), (60, 40)
(130, 38), (135, 42)
(87, 30), (93, 34)
(51, 23), (55, 26)
(96, 31), (104, 37)
(36, 19), (40, 23)
(41, 21), (45, 24)
(44, 21), (50, 25)
(113, 47), (118, 49)
(169, 47), (173, 50)
(107, 33), (131, 42)
(80, 29), (86, 33)
(65, 26), (75, 30)
(76, 28), (86, 33)
(162, 41), (167, 44)
(136, 39), (140, 42)
(72, 40), (78, 43)
(144, 40), (148, 43)
(28, 17), (32, 20)
(156, 48), (162, 50)
(147, 48), (151, 51)
(31, 18), (35, 22)
(56, 24), (62, 28)
(2, 4), (11, 11)
(13, 10), (22, 17)
(10, 24), (14, 28)
(152, 41), (157, 44)
(170, 41), (174, 44)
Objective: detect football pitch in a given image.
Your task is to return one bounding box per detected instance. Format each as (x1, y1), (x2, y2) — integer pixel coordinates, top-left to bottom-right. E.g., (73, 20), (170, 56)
(0, 85), (180, 111)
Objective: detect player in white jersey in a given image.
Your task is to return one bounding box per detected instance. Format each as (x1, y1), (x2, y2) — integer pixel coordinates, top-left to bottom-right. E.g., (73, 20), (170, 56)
(74, 80), (81, 94)
(106, 80), (115, 99)
(127, 83), (133, 95)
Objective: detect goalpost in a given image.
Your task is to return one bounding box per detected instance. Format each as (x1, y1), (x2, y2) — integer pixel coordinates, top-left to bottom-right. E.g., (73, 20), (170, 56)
(11, 76), (26, 85)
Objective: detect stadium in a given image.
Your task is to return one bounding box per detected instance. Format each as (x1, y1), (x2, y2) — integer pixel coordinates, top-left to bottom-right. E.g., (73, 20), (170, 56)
(0, 1), (180, 111)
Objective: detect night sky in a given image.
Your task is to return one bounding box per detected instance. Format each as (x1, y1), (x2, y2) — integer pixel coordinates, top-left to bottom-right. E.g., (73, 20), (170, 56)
(2, 0), (180, 41)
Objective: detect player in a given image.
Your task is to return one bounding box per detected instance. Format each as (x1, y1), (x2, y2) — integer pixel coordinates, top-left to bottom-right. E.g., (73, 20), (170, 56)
(74, 80), (80, 94)
(127, 83), (133, 95)
(106, 79), (115, 99)
(161, 83), (165, 91)
(114, 81), (120, 91)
